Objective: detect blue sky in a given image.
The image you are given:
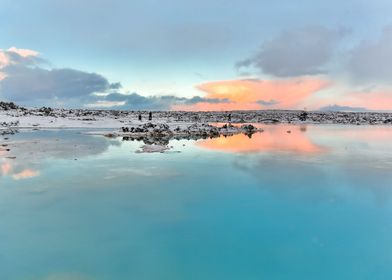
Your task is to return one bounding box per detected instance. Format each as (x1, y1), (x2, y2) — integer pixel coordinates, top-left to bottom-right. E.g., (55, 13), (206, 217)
(1, 0), (392, 110)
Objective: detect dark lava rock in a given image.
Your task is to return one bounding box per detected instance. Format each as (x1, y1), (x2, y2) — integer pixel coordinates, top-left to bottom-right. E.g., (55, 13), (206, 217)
(241, 124), (256, 132)
(299, 111), (308, 121)
(383, 119), (392, 124)
(0, 101), (20, 110)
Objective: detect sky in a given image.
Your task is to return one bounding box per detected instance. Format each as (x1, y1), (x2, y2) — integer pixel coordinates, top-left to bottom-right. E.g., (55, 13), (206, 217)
(1, 0), (392, 111)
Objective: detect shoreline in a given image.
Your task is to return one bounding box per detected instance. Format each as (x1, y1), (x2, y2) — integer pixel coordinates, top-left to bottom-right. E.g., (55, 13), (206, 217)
(1, 105), (392, 141)
(1, 106), (392, 127)
(2, 106), (392, 153)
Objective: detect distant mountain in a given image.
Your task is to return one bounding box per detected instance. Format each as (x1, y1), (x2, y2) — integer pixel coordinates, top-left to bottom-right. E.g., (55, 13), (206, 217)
(319, 104), (368, 112)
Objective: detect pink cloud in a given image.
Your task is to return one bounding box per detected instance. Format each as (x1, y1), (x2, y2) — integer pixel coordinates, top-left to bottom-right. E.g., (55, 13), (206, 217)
(7, 47), (39, 58)
(342, 91), (392, 111)
(0, 47), (39, 68)
(0, 52), (10, 68)
(314, 90), (392, 111)
(0, 47), (40, 80)
(0, 72), (7, 80)
(172, 101), (262, 111)
(173, 78), (331, 111)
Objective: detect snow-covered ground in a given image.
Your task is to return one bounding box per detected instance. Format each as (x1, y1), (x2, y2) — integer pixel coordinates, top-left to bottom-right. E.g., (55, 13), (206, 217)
(1, 105), (392, 131)
(1, 103), (392, 153)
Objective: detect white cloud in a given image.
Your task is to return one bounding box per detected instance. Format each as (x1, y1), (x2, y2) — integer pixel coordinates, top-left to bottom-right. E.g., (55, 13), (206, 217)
(85, 100), (126, 108)
(7, 47), (39, 57)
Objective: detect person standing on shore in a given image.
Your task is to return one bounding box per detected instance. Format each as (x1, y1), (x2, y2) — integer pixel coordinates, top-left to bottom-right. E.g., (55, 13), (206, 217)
(149, 112), (152, 121)
(138, 113), (142, 121)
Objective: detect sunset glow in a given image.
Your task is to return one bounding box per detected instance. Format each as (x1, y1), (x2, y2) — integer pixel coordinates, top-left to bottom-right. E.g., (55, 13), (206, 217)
(335, 91), (392, 111)
(174, 78), (331, 111)
(2, 2), (392, 279)
(198, 125), (326, 154)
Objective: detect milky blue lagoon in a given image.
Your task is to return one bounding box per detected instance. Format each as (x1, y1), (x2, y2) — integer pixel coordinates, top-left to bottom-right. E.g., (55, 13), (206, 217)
(1, 125), (392, 280)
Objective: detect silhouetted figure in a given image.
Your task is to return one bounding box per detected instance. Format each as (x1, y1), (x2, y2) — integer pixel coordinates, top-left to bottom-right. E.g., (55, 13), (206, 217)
(149, 112), (152, 121)
(138, 113), (142, 121)
(228, 113), (232, 122)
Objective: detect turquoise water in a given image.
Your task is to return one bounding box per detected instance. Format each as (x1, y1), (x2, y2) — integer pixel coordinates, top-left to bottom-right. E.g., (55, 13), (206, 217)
(1, 125), (392, 280)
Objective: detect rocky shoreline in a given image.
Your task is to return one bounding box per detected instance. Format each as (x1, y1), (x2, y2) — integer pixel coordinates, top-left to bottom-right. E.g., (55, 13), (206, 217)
(1, 101), (392, 153)
(105, 122), (262, 145)
(1, 102), (392, 128)
(1, 102), (392, 136)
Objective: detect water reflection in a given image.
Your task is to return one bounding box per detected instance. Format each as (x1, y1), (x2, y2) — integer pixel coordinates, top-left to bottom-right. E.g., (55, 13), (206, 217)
(0, 130), (121, 181)
(0, 159), (40, 181)
(198, 125), (326, 154)
(1, 126), (392, 280)
(311, 125), (392, 142)
(198, 124), (392, 157)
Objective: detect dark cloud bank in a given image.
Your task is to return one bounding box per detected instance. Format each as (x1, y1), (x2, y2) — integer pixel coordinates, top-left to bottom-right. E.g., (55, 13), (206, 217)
(236, 25), (349, 77)
(0, 48), (227, 110)
(237, 24), (392, 87)
(348, 26), (392, 84)
(0, 48), (119, 103)
(2, 67), (119, 102)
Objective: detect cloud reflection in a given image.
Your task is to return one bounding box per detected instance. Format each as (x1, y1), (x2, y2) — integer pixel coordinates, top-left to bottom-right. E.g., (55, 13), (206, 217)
(202, 125), (392, 203)
(12, 169), (40, 180)
(1, 160), (40, 181)
(1, 131), (121, 181)
(198, 125), (326, 154)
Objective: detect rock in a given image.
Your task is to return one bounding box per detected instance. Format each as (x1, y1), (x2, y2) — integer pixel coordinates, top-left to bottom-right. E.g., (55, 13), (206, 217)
(0, 101), (20, 110)
(299, 111), (308, 121)
(39, 107), (53, 116)
(104, 133), (117, 138)
(136, 144), (170, 153)
(241, 124), (256, 132)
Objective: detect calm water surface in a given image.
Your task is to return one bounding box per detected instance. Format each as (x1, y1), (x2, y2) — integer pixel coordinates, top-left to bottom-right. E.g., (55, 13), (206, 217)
(1, 125), (392, 280)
